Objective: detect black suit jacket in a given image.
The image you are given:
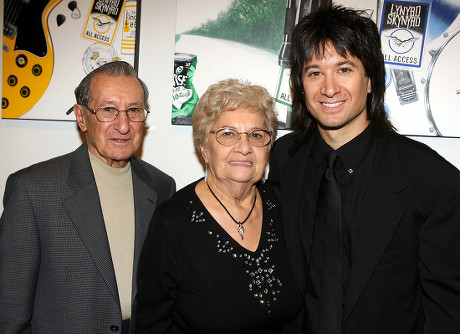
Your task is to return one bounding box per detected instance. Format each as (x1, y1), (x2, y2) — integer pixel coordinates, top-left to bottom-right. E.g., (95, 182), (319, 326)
(0, 142), (176, 334)
(268, 129), (460, 333)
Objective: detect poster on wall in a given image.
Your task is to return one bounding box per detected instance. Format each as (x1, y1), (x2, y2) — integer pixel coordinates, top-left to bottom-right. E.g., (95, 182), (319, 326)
(380, 0), (430, 69)
(172, 0), (284, 126)
(380, 0), (460, 137)
(171, 0), (377, 128)
(2, 0), (139, 120)
(171, 0), (459, 138)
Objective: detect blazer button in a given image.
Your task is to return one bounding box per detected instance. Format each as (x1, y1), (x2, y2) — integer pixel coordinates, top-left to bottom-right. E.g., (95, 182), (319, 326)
(110, 324), (119, 332)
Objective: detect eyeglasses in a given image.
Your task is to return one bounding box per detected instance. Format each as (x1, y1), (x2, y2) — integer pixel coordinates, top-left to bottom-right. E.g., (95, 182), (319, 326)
(84, 106), (149, 122)
(210, 127), (272, 147)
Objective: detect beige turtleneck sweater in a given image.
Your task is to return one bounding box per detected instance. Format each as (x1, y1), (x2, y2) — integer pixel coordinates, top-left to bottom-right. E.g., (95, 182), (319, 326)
(89, 152), (135, 320)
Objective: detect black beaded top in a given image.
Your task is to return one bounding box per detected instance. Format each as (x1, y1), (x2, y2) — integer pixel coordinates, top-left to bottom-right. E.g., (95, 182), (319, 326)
(136, 180), (303, 334)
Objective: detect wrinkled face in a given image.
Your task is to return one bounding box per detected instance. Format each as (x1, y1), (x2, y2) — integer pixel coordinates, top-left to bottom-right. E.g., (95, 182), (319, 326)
(200, 108), (269, 187)
(302, 43), (372, 142)
(75, 74), (145, 168)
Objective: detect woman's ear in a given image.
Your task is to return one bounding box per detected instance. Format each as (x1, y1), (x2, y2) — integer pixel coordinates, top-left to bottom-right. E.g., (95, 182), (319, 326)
(200, 144), (208, 164)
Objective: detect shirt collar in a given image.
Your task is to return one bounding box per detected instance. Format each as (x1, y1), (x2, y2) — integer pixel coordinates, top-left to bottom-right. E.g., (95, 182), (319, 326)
(337, 122), (375, 169)
(312, 122), (376, 170)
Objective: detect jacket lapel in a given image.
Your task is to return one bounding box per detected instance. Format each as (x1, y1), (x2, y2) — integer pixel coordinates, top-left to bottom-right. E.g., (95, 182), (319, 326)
(130, 158), (158, 302)
(344, 135), (408, 319)
(63, 143), (119, 304)
(62, 144), (161, 312)
(282, 137), (316, 293)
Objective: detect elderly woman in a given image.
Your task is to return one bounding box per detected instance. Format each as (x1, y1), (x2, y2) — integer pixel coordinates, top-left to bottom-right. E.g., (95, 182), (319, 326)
(136, 79), (303, 333)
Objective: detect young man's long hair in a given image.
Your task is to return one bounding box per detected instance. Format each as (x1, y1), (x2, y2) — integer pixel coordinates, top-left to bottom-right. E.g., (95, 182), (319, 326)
(290, 4), (395, 137)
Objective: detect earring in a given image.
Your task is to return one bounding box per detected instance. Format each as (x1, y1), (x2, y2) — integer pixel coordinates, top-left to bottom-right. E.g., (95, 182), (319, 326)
(205, 164), (208, 183)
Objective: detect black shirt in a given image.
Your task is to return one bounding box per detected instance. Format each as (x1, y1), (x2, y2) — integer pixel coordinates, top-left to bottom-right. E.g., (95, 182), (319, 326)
(304, 122), (377, 311)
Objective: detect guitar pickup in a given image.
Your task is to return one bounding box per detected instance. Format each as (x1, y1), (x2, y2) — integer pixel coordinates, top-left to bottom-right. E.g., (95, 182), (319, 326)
(4, 23), (17, 40)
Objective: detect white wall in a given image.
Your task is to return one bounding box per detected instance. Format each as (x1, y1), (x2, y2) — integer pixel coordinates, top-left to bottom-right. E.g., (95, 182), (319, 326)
(1, 1), (459, 213)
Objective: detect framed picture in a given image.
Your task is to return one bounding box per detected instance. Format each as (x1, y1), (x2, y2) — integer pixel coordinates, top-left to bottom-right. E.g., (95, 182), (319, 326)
(168, 0), (460, 137)
(379, 0), (460, 137)
(2, 0), (140, 120)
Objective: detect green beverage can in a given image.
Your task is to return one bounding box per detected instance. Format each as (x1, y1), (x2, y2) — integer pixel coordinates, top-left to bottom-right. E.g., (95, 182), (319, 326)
(172, 53), (199, 125)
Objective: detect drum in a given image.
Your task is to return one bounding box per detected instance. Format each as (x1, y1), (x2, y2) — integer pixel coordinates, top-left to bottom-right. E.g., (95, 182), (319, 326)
(422, 26), (460, 137)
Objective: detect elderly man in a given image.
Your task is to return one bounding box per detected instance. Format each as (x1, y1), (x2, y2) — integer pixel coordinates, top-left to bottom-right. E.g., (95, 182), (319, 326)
(0, 61), (176, 334)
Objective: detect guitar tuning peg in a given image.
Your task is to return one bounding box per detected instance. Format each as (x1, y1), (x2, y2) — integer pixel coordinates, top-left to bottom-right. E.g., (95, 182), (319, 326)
(68, 1), (81, 19)
(57, 14), (66, 27)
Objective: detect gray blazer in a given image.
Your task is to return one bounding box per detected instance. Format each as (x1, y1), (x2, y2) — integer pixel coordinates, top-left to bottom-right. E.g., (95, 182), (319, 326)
(0, 142), (176, 334)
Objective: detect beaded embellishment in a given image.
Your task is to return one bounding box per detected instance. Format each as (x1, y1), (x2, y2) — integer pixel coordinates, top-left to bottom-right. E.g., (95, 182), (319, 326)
(206, 193), (282, 313)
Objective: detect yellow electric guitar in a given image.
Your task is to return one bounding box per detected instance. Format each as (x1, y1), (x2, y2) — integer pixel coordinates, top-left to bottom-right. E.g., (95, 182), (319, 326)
(2, 0), (62, 118)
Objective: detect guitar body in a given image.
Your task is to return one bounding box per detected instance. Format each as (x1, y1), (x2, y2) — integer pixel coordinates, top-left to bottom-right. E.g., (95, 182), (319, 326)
(2, 0), (62, 118)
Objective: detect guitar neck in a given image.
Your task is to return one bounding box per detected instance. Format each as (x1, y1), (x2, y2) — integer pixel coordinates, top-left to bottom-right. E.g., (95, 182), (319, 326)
(3, 0), (32, 39)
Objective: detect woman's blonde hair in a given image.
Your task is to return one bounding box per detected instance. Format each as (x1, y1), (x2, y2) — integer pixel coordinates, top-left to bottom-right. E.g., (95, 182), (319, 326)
(192, 78), (278, 151)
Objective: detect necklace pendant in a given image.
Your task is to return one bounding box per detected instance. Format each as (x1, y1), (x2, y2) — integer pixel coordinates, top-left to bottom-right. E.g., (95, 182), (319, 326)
(237, 223), (244, 240)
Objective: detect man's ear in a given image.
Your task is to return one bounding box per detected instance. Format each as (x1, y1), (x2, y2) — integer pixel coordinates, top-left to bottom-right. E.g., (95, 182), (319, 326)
(74, 104), (88, 132)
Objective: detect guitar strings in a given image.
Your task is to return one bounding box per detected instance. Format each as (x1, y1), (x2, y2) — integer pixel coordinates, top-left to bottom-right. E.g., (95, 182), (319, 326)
(5, 0), (24, 26)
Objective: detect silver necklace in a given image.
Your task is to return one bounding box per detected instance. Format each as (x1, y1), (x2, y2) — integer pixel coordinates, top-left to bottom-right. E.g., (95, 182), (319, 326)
(206, 182), (257, 240)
